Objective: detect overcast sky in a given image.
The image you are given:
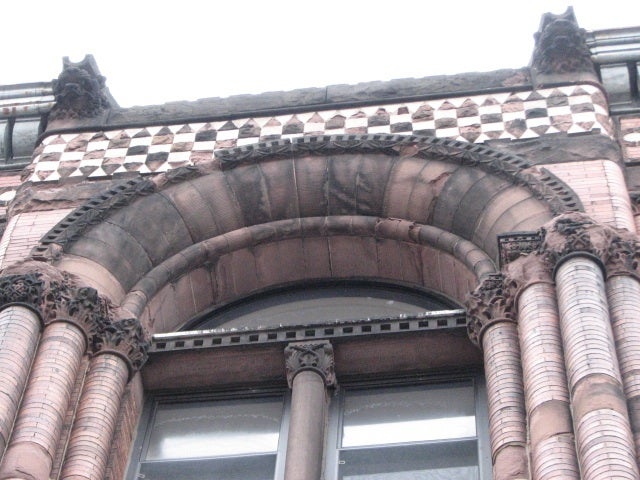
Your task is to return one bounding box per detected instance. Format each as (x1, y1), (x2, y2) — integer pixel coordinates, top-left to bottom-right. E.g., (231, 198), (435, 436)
(4, 1), (639, 108)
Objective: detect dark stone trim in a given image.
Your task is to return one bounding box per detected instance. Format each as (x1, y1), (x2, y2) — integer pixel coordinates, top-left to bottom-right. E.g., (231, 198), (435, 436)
(218, 134), (584, 214)
(151, 309), (466, 353)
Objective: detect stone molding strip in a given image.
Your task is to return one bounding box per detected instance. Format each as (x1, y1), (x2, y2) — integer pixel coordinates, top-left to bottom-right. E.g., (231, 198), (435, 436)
(151, 309), (467, 353)
(27, 84), (611, 183)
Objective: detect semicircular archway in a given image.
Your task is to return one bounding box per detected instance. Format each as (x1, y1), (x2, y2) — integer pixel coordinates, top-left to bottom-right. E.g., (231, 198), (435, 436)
(33, 135), (580, 332)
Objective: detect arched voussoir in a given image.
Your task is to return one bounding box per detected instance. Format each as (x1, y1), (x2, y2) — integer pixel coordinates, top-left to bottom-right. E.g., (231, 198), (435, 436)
(117, 216), (496, 333)
(30, 135), (574, 310)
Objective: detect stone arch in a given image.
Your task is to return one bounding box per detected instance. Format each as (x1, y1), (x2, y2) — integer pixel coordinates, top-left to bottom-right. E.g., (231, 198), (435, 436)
(31, 135), (581, 332)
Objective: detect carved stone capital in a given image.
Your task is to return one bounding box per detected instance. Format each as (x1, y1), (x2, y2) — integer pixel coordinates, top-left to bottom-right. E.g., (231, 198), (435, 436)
(531, 7), (595, 77)
(42, 282), (111, 342)
(539, 212), (614, 272)
(606, 236), (640, 280)
(285, 341), (336, 388)
(92, 318), (149, 377)
(503, 246), (555, 295)
(466, 273), (516, 347)
(0, 273), (46, 312)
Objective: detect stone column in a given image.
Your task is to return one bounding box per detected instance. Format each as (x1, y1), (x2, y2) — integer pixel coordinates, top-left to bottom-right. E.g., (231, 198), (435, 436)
(60, 319), (148, 480)
(283, 341), (336, 480)
(508, 255), (579, 480)
(0, 274), (46, 457)
(605, 237), (640, 466)
(543, 214), (639, 480)
(0, 283), (107, 480)
(467, 274), (529, 480)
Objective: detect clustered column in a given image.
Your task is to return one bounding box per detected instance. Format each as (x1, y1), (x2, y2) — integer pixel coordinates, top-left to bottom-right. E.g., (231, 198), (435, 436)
(510, 255), (579, 480)
(60, 319), (148, 480)
(605, 237), (640, 461)
(0, 274), (47, 458)
(0, 265), (149, 480)
(467, 274), (529, 480)
(283, 341), (336, 480)
(471, 212), (640, 480)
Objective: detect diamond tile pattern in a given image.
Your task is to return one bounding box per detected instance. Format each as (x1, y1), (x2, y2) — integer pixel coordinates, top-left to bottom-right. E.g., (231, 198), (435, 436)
(29, 85), (612, 183)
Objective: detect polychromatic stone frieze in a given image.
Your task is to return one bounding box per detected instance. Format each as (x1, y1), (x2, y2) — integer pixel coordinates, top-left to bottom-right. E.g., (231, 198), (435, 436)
(284, 341), (336, 387)
(29, 84), (611, 183)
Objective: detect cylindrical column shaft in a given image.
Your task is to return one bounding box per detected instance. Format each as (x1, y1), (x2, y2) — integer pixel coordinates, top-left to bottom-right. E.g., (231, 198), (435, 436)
(0, 321), (86, 480)
(0, 306), (41, 456)
(556, 257), (639, 480)
(518, 283), (579, 480)
(60, 353), (129, 480)
(284, 370), (327, 480)
(607, 274), (640, 465)
(482, 321), (528, 480)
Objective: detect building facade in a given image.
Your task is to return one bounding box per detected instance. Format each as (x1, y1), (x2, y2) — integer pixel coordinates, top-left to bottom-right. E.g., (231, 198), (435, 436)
(1, 7), (640, 480)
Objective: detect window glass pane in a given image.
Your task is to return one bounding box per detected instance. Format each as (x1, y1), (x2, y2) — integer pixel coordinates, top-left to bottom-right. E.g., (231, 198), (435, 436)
(139, 455), (277, 480)
(339, 440), (479, 480)
(342, 382), (475, 447)
(192, 284), (456, 330)
(145, 396), (283, 460)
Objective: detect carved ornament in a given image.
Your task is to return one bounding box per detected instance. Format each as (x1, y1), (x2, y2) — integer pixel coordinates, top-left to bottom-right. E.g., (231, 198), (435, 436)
(466, 273), (516, 347)
(284, 341), (336, 388)
(0, 273), (45, 310)
(606, 235), (640, 280)
(93, 318), (149, 377)
(49, 56), (110, 120)
(531, 7), (595, 75)
(0, 263), (149, 374)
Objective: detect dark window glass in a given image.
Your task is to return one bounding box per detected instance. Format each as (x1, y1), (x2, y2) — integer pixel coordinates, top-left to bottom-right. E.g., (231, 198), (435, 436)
(190, 283), (457, 330)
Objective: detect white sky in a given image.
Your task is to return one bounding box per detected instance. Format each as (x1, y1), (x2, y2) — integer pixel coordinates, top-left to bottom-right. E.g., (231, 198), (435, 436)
(4, 1), (640, 108)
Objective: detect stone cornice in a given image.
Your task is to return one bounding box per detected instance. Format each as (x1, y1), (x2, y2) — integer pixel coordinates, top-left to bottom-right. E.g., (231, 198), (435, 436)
(284, 341), (336, 388)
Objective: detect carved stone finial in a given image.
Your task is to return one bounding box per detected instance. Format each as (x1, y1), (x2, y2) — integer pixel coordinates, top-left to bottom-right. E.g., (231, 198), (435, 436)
(531, 7), (595, 77)
(466, 273), (515, 348)
(93, 318), (149, 377)
(49, 55), (111, 120)
(285, 341), (336, 388)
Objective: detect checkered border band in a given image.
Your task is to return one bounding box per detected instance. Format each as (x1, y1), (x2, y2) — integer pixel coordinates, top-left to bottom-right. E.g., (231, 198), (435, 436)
(29, 84), (612, 183)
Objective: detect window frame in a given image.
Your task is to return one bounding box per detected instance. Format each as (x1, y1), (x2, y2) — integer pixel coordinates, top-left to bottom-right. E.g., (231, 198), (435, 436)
(127, 372), (490, 480)
(325, 372), (491, 480)
(127, 388), (292, 480)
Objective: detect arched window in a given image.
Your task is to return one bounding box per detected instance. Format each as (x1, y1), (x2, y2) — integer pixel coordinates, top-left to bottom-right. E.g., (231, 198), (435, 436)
(129, 283), (489, 480)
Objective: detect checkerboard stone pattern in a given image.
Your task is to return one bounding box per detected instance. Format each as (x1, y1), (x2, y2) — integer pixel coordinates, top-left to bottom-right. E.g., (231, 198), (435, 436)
(29, 84), (612, 183)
